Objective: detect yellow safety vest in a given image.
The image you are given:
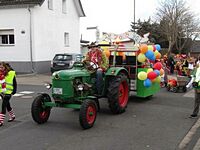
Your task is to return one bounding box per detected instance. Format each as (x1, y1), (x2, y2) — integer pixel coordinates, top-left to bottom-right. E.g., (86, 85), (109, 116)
(0, 71), (16, 94)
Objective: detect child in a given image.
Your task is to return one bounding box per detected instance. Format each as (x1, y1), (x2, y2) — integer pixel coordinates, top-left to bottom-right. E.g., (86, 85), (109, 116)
(0, 62), (17, 126)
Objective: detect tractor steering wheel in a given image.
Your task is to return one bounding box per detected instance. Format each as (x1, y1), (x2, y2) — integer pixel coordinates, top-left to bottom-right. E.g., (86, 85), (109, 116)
(83, 60), (98, 73)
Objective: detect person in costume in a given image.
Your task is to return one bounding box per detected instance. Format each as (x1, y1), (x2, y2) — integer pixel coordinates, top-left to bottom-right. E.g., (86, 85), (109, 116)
(84, 42), (109, 95)
(0, 62), (17, 126)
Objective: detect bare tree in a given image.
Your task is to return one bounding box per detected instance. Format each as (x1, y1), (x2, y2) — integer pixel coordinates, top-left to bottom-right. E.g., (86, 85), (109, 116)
(156, 0), (200, 55)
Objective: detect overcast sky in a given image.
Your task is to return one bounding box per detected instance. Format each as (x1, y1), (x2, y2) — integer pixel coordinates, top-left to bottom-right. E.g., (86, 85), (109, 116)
(80, 0), (200, 42)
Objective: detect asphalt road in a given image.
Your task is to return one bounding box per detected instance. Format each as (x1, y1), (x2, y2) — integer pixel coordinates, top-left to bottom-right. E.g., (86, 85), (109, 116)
(0, 84), (198, 150)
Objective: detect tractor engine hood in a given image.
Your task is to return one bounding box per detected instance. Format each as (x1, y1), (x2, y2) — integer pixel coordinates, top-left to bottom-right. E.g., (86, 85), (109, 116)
(52, 69), (90, 80)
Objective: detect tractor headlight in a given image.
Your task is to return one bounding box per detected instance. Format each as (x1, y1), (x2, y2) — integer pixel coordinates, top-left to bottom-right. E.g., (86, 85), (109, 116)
(45, 83), (52, 89)
(77, 84), (84, 91)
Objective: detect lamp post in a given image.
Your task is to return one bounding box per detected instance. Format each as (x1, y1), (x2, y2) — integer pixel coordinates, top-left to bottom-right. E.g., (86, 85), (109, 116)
(133, 0), (136, 32)
(86, 26), (100, 43)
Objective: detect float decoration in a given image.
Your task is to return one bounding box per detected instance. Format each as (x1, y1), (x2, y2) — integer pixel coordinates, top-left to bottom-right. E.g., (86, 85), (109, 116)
(137, 44), (164, 88)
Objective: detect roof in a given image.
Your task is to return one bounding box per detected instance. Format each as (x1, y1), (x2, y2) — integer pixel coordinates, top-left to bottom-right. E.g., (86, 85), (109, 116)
(73, 0), (85, 17)
(0, 0), (45, 6)
(0, 0), (85, 17)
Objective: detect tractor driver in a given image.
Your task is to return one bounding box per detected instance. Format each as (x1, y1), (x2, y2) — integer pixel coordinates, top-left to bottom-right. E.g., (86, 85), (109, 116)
(84, 42), (109, 95)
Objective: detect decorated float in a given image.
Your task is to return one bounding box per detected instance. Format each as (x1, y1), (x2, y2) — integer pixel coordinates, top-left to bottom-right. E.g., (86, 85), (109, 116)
(99, 31), (163, 98)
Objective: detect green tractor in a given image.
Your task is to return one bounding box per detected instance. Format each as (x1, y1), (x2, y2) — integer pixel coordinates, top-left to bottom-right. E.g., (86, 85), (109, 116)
(31, 58), (129, 129)
(31, 42), (161, 129)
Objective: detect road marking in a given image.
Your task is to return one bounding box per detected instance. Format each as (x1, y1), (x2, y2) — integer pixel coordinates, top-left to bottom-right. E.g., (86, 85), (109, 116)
(178, 117), (200, 149)
(13, 91), (35, 97)
(13, 93), (24, 97)
(19, 91), (34, 94)
(183, 89), (195, 98)
(21, 95), (33, 99)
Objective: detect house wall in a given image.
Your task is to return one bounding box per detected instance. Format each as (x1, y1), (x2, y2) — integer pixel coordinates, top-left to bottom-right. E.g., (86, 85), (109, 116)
(31, 0), (81, 70)
(0, 8), (31, 61)
(0, 0), (81, 73)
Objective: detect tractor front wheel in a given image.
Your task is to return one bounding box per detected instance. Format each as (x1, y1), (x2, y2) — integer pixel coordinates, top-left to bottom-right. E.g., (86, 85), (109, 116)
(31, 94), (51, 124)
(79, 99), (97, 129)
(107, 75), (129, 114)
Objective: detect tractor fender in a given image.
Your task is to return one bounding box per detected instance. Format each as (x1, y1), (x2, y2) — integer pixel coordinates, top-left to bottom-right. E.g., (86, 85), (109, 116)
(105, 67), (129, 77)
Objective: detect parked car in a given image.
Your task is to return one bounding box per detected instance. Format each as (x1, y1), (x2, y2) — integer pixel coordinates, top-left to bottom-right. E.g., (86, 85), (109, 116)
(51, 53), (83, 73)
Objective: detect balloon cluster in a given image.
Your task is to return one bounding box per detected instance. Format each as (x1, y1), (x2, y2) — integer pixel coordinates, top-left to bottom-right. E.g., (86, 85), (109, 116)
(137, 44), (161, 63)
(137, 44), (164, 88)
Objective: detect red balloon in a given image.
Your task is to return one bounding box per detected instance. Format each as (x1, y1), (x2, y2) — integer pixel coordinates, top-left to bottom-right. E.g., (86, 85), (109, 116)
(153, 62), (162, 70)
(153, 45), (156, 52)
(147, 71), (157, 80)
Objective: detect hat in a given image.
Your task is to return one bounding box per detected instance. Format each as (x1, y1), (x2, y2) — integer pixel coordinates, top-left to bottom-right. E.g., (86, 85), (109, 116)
(88, 42), (98, 49)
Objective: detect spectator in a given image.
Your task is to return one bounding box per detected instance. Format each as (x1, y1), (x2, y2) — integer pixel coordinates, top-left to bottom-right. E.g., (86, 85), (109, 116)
(186, 63), (200, 118)
(0, 62), (17, 126)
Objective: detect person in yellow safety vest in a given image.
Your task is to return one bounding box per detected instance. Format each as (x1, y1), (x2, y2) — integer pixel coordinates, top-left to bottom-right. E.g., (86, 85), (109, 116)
(0, 62), (17, 126)
(186, 63), (200, 118)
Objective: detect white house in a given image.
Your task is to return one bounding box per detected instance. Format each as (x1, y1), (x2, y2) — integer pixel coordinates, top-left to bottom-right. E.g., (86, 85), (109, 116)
(0, 0), (85, 73)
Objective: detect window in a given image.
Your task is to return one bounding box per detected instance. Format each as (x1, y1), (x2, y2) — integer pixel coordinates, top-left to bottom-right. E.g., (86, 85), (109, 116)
(64, 32), (69, 46)
(62, 0), (67, 13)
(0, 29), (15, 45)
(48, 0), (53, 10)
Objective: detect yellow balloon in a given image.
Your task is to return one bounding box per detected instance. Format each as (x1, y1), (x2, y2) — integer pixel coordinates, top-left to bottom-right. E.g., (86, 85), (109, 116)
(148, 45), (153, 51)
(155, 76), (161, 83)
(147, 68), (153, 74)
(138, 71), (147, 80)
(137, 53), (146, 63)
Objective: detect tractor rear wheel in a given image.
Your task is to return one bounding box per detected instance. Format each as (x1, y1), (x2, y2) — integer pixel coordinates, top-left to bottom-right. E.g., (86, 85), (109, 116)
(31, 94), (51, 124)
(79, 99), (97, 129)
(107, 75), (129, 114)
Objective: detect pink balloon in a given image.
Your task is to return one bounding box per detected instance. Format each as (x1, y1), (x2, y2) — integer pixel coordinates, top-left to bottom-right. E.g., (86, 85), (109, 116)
(153, 45), (156, 52)
(147, 71), (157, 80)
(153, 62), (162, 70)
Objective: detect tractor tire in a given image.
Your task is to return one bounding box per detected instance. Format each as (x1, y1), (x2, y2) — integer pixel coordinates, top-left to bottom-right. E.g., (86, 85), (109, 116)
(172, 87), (178, 93)
(182, 86), (187, 92)
(107, 75), (129, 114)
(167, 85), (171, 91)
(31, 94), (51, 124)
(79, 99), (97, 129)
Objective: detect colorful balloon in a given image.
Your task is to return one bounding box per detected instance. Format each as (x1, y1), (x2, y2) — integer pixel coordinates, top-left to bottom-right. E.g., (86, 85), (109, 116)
(147, 71), (157, 80)
(138, 71), (147, 80)
(155, 76), (161, 83)
(145, 50), (154, 59)
(154, 69), (160, 76)
(155, 52), (161, 59)
(153, 45), (157, 52)
(147, 68), (153, 74)
(160, 68), (164, 76)
(148, 45), (154, 51)
(155, 44), (161, 51)
(144, 78), (152, 87)
(139, 44), (148, 54)
(137, 53), (146, 63)
(153, 62), (162, 70)
(149, 55), (156, 61)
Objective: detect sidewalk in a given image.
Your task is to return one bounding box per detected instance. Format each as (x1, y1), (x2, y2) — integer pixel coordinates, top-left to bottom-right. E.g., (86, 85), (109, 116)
(16, 74), (51, 85)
